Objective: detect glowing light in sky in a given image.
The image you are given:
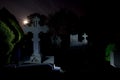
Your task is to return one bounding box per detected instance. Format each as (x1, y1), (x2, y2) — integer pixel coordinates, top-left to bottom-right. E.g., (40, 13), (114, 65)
(23, 19), (29, 25)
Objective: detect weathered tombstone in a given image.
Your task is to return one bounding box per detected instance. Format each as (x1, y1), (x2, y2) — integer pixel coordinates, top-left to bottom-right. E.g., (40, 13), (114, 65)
(110, 51), (116, 67)
(110, 51), (120, 68)
(23, 16), (49, 63)
(70, 34), (81, 47)
(51, 35), (62, 47)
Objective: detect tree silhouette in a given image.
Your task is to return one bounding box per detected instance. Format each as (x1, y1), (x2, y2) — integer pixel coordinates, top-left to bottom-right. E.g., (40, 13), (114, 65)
(27, 13), (47, 26)
(0, 8), (24, 65)
(48, 9), (80, 35)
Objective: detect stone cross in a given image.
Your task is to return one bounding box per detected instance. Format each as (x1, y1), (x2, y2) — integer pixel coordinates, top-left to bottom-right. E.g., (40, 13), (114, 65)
(23, 16), (49, 63)
(82, 33), (88, 44)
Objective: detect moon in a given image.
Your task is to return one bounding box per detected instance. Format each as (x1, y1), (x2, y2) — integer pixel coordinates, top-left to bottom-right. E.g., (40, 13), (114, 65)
(23, 19), (29, 25)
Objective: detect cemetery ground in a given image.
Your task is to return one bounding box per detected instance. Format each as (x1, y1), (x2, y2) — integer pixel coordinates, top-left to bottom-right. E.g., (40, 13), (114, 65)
(1, 45), (120, 79)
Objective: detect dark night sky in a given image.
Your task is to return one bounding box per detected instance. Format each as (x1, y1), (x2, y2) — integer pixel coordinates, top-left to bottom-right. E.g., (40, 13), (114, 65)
(0, 0), (90, 26)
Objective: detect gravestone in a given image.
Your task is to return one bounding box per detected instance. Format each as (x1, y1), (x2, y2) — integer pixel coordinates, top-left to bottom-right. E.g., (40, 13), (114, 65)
(110, 51), (116, 67)
(51, 35), (62, 47)
(82, 33), (88, 45)
(110, 51), (120, 68)
(70, 33), (88, 47)
(23, 16), (49, 63)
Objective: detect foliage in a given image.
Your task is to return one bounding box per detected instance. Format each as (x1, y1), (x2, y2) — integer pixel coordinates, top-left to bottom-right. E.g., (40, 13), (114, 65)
(0, 8), (24, 43)
(8, 19), (23, 43)
(105, 44), (115, 62)
(0, 21), (15, 55)
(0, 21), (15, 65)
(0, 8), (24, 65)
